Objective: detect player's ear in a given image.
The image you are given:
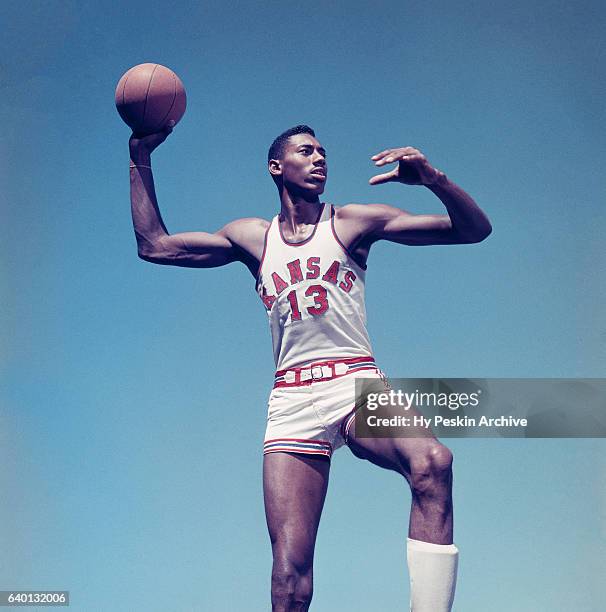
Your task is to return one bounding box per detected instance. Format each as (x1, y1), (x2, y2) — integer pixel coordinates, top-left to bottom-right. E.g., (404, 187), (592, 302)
(268, 159), (282, 178)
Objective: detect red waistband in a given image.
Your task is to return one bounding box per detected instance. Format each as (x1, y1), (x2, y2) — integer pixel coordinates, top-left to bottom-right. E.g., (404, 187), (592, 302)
(274, 356), (376, 388)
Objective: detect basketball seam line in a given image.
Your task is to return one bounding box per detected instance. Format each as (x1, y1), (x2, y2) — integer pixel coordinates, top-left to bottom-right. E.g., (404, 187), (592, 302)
(121, 70), (130, 107)
(117, 68), (132, 122)
(142, 64), (159, 130)
(155, 72), (178, 132)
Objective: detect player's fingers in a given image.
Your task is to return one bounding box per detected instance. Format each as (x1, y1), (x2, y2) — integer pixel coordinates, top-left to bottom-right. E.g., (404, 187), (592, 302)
(375, 153), (410, 166)
(375, 149), (424, 166)
(372, 147), (419, 162)
(369, 169), (396, 185)
(155, 123), (175, 142)
(396, 153), (426, 164)
(374, 153), (401, 166)
(371, 149), (392, 161)
(150, 133), (167, 147)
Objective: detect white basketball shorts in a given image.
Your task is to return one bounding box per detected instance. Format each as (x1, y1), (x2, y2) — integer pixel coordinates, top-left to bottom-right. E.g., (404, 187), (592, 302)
(263, 356), (389, 459)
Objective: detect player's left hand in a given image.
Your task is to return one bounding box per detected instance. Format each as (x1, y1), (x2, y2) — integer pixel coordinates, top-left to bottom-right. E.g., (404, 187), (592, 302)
(369, 147), (442, 186)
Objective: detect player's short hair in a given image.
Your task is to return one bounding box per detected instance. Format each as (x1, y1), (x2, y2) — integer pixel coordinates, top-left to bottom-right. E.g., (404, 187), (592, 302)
(268, 125), (316, 163)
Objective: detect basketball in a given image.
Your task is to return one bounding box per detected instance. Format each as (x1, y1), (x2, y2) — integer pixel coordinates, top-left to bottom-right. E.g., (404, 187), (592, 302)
(115, 63), (186, 135)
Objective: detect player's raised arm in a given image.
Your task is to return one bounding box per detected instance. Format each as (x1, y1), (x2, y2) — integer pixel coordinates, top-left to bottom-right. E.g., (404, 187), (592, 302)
(129, 125), (249, 268)
(360, 146), (492, 246)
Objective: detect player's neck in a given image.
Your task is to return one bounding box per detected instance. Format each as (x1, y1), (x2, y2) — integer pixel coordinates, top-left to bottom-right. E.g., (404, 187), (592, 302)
(278, 192), (322, 227)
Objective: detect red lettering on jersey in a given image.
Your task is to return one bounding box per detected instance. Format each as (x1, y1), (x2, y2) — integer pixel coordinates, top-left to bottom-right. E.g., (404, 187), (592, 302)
(260, 286), (277, 310)
(272, 272), (289, 294)
(322, 260), (340, 285)
(287, 259), (303, 284)
(286, 290), (302, 321)
(306, 257), (320, 279)
(261, 294), (276, 310)
(339, 270), (357, 293)
(306, 284), (329, 316)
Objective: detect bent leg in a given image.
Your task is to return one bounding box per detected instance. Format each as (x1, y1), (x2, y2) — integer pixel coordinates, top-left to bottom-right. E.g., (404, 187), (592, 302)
(263, 452), (330, 612)
(347, 414), (453, 544)
(346, 412), (458, 611)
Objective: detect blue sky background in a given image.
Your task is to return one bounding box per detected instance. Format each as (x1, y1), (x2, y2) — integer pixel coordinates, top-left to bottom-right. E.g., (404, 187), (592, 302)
(1, 1), (605, 610)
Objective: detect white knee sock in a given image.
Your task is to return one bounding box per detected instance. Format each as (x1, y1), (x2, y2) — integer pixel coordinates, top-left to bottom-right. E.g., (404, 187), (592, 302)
(406, 537), (459, 612)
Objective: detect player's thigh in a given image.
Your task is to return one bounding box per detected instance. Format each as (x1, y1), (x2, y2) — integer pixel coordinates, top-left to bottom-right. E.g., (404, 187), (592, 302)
(263, 452), (330, 561)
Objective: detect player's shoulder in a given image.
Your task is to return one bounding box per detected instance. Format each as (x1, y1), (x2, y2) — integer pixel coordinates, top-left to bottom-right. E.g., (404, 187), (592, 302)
(220, 217), (270, 249)
(222, 216), (270, 235)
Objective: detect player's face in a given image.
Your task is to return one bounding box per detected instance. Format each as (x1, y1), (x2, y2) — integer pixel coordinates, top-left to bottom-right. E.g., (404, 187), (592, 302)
(272, 134), (327, 195)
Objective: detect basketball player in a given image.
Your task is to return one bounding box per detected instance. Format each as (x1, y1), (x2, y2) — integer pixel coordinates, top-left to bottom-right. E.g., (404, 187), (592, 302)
(128, 123), (491, 611)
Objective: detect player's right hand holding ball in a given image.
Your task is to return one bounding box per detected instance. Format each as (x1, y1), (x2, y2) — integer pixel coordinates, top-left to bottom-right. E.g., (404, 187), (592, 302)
(129, 120), (175, 159)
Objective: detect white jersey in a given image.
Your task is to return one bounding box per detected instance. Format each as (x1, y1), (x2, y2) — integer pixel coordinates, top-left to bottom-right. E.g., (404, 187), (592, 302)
(256, 203), (373, 370)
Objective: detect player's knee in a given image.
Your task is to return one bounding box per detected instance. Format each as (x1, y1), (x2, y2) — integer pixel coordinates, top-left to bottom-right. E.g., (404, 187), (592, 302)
(271, 566), (313, 609)
(295, 573), (313, 608)
(271, 568), (296, 602)
(408, 442), (453, 497)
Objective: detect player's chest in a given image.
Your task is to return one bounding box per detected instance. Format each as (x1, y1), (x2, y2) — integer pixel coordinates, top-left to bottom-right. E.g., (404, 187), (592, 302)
(258, 253), (359, 312)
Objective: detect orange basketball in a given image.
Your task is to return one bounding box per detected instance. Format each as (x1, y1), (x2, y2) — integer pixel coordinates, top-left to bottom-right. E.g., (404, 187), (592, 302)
(115, 63), (187, 135)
